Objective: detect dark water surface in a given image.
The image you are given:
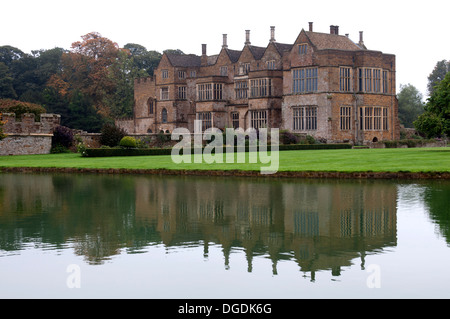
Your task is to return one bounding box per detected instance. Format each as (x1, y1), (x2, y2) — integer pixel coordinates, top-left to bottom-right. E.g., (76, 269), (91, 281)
(0, 173), (449, 299)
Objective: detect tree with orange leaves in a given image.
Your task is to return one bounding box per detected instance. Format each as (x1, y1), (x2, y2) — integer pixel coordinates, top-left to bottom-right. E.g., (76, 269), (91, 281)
(48, 32), (122, 117)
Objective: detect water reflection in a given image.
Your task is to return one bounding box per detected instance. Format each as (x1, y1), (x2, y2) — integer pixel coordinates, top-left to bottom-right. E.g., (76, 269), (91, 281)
(0, 173), (408, 278)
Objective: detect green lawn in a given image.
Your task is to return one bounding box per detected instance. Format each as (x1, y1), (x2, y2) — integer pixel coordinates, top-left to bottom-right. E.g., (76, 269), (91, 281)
(0, 147), (449, 173)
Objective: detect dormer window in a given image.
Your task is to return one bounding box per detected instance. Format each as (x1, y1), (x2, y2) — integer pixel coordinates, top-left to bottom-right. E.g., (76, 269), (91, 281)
(299, 44), (308, 55)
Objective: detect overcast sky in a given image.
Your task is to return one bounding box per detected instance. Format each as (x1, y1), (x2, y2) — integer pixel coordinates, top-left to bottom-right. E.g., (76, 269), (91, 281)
(1, 0), (448, 98)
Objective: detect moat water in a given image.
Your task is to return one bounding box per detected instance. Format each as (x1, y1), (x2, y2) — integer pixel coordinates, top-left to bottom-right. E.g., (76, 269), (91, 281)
(1, 173), (449, 299)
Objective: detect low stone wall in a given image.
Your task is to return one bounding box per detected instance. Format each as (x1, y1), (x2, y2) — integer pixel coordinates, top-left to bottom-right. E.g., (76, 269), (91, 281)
(0, 134), (53, 156)
(76, 133), (102, 148)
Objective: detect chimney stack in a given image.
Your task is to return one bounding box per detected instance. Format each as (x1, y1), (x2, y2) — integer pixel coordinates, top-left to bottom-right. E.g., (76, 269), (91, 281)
(359, 31), (364, 45)
(245, 30), (251, 45)
(202, 44), (207, 56)
(309, 22), (313, 32)
(270, 26), (276, 42)
(330, 25), (339, 35)
(330, 25), (335, 34)
(222, 34), (228, 49)
(201, 44), (207, 66)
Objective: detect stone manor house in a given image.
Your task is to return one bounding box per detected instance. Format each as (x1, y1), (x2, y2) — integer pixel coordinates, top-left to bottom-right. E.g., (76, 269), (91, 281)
(116, 23), (400, 144)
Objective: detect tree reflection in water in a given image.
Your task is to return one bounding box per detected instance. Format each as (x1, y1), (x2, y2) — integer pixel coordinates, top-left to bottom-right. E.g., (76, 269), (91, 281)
(0, 173), (409, 278)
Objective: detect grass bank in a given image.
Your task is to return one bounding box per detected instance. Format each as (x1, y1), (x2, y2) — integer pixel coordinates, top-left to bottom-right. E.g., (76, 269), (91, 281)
(1, 147), (449, 179)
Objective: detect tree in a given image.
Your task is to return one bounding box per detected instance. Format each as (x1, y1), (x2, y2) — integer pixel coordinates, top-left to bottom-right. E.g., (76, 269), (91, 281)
(163, 49), (185, 55)
(48, 32), (122, 118)
(414, 72), (450, 138)
(428, 60), (449, 96)
(397, 84), (425, 128)
(0, 62), (17, 99)
(106, 49), (147, 118)
(124, 43), (162, 77)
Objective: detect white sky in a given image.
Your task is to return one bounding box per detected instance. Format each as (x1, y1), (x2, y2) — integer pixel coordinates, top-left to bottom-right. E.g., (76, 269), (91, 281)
(1, 0), (449, 98)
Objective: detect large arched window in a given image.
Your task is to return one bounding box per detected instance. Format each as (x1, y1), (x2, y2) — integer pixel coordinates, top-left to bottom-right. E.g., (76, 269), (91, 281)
(162, 108), (168, 123)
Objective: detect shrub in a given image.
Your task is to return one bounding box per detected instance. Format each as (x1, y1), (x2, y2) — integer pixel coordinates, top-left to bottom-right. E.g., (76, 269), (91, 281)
(119, 136), (137, 149)
(50, 145), (72, 154)
(82, 143), (353, 157)
(0, 99), (46, 120)
(156, 131), (171, 148)
(100, 123), (126, 147)
(280, 130), (299, 145)
(52, 125), (74, 149)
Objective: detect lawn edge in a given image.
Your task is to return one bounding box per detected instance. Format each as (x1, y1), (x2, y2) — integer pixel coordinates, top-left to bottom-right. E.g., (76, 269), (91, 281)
(1, 166), (450, 180)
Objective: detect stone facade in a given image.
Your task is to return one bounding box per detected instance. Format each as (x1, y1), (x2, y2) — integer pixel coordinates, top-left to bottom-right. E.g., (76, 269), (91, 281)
(116, 23), (399, 144)
(0, 112), (60, 155)
(0, 134), (53, 156)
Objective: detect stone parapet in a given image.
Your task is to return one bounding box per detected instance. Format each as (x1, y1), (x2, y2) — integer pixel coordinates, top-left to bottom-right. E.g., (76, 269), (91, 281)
(1, 113), (60, 134)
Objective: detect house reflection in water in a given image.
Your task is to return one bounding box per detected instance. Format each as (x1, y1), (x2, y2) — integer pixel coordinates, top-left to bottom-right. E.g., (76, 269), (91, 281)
(134, 176), (397, 278)
(0, 174), (397, 275)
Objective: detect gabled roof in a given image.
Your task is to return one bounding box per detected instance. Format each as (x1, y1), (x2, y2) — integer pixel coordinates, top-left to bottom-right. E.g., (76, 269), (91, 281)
(247, 45), (266, 60)
(304, 31), (361, 51)
(166, 53), (202, 67)
(273, 42), (294, 55)
(224, 49), (242, 63)
(207, 55), (219, 65)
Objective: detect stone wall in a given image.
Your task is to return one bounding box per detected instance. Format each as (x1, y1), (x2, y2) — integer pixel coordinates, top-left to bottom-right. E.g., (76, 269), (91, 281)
(1, 113), (60, 134)
(0, 134), (52, 156)
(0, 112), (61, 156)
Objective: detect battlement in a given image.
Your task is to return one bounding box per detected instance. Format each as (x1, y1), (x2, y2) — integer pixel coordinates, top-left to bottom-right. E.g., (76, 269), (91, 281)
(134, 77), (155, 86)
(1, 113), (61, 134)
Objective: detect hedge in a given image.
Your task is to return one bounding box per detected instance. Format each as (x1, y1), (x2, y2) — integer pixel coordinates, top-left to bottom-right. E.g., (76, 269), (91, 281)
(82, 143), (352, 157)
(383, 139), (437, 148)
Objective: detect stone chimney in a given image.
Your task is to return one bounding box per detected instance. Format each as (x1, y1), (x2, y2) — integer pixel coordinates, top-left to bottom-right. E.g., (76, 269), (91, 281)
(330, 25), (339, 35)
(222, 34), (228, 49)
(245, 30), (251, 45)
(201, 44), (207, 66)
(359, 31), (367, 49)
(270, 26), (276, 43)
(309, 22), (313, 32)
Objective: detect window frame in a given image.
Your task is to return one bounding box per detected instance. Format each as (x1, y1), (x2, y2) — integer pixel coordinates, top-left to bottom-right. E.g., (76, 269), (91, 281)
(161, 108), (168, 123)
(293, 67), (318, 93)
(340, 106), (352, 131)
(293, 106), (317, 131)
(250, 110), (268, 130)
(340, 67), (352, 92)
(160, 87), (169, 100)
(250, 78), (272, 98)
(298, 44), (308, 55)
(198, 112), (212, 131)
(359, 106), (389, 131)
